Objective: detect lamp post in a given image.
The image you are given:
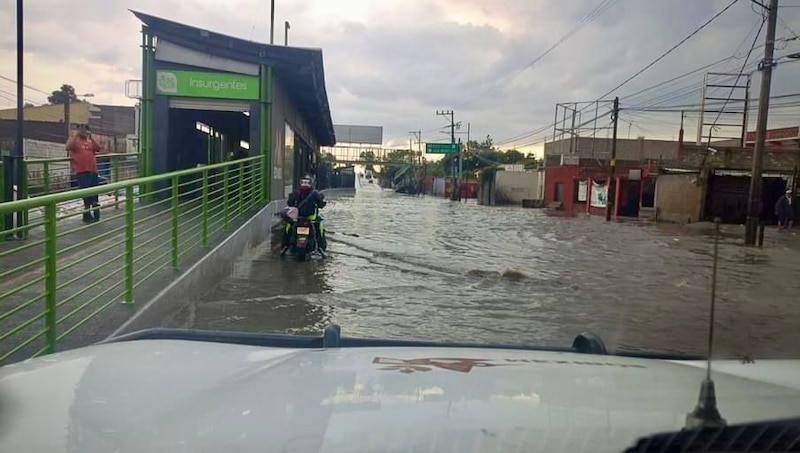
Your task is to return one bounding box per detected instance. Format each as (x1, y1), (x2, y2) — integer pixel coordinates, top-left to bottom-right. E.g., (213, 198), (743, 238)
(269, 0), (275, 44)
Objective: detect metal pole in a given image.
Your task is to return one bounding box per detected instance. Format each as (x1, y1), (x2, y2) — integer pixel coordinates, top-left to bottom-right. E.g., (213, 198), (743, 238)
(697, 73), (708, 145)
(44, 202), (57, 353)
(270, 0), (275, 44)
(284, 21), (290, 46)
(64, 98), (70, 139)
(460, 123), (468, 201)
(741, 77), (751, 147)
(606, 97), (619, 221)
(124, 185), (134, 304)
(745, 0), (779, 246)
(12, 0), (24, 236)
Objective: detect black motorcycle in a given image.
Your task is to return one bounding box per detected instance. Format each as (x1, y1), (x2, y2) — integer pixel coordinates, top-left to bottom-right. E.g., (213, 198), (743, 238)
(278, 208), (326, 261)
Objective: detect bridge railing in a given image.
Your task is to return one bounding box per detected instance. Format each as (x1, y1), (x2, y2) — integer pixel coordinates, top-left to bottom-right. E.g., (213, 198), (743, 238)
(0, 155), (265, 364)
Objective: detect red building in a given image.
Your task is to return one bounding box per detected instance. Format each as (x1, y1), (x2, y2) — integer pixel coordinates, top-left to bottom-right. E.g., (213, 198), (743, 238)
(543, 137), (677, 217)
(544, 160), (657, 217)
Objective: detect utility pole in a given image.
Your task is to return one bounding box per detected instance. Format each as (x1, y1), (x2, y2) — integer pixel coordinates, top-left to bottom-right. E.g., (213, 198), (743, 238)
(696, 73), (708, 145)
(436, 109), (458, 200)
(745, 0), (779, 246)
(741, 78), (751, 147)
(269, 0), (275, 44)
(605, 97), (619, 222)
(462, 122), (469, 202)
(64, 98), (71, 139)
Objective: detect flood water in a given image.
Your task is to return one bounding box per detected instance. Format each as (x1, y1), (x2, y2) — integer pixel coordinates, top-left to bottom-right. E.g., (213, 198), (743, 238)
(184, 190), (800, 358)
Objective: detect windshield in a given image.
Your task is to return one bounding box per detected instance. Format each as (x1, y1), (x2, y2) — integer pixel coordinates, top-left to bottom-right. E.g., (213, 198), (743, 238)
(1, 0), (800, 451)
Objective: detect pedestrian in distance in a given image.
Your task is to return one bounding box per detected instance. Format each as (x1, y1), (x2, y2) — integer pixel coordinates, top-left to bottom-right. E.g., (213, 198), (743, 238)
(775, 189), (795, 230)
(66, 126), (102, 223)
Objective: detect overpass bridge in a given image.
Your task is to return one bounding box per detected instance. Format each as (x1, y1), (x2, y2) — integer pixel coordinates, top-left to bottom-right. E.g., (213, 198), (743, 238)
(322, 145), (423, 166)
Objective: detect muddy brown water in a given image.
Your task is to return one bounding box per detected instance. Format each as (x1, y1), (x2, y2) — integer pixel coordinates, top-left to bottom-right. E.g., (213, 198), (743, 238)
(178, 190), (800, 358)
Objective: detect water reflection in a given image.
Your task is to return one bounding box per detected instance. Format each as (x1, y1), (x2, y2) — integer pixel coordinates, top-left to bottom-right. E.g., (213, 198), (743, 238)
(189, 191), (800, 358)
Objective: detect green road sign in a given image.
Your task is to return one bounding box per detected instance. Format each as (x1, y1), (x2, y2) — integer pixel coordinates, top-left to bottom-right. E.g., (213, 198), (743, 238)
(425, 143), (459, 155)
(156, 70), (260, 100)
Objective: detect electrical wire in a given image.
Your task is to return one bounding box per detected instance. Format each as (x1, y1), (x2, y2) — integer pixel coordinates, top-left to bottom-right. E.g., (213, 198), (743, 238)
(706, 14), (765, 142)
(595, 0), (741, 101)
(464, 0), (620, 104)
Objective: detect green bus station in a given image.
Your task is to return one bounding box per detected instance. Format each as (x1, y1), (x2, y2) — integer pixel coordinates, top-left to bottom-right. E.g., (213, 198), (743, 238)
(0, 11), (337, 364)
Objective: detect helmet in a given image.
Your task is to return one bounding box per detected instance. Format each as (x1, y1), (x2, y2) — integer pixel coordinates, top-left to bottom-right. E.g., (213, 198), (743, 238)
(300, 174), (314, 188)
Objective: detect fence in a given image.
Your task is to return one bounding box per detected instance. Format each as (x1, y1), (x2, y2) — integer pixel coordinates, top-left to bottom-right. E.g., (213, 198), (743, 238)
(0, 156), (265, 364)
(24, 153), (140, 197)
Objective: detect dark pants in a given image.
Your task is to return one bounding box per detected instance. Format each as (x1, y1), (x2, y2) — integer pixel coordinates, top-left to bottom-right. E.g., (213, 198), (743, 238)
(76, 172), (100, 222)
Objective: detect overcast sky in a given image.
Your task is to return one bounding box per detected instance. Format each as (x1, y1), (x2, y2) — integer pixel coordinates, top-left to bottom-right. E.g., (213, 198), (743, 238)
(0, 0), (799, 152)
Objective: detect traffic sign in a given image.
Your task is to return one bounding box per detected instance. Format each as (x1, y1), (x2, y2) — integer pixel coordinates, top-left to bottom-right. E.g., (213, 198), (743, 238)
(425, 143), (459, 155)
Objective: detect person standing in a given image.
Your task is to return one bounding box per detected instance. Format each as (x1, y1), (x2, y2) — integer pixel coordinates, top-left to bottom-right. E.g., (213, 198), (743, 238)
(775, 189), (794, 230)
(66, 127), (101, 223)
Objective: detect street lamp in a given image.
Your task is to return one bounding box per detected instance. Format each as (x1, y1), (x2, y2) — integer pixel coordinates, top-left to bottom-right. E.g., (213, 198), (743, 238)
(285, 21), (290, 46)
(65, 92), (94, 138)
(787, 52), (800, 60)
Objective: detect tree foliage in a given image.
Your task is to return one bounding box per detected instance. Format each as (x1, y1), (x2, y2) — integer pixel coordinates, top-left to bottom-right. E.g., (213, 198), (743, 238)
(428, 135), (541, 177)
(47, 84), (78, 105)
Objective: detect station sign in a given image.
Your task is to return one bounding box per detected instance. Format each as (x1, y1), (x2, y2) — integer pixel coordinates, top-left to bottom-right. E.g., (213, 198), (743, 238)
(156, 70), (259, 100)
(425, 143), (459, 155)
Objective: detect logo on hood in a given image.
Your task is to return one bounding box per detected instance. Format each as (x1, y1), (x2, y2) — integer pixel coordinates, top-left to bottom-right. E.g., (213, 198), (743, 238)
(372, 357), (510, 374)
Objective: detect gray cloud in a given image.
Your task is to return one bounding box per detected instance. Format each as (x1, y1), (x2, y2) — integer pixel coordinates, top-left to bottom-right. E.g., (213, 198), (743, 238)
(0, 0), (798, 150)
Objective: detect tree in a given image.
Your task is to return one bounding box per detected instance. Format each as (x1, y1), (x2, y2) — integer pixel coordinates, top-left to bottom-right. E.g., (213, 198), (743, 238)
(319, 152), (337, 164)
(359, 150), (376, 171)
(47, 84), (78, 105)
(502, 150), (525, 164)
(379, 149), (414, 182)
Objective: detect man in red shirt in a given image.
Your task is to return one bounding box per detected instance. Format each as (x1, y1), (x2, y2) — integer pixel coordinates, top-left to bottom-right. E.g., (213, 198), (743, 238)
(66, 127), (101, 223)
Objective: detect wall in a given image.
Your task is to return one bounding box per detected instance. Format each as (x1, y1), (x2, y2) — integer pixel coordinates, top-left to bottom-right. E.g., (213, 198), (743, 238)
(24, 138), (64, 159)
(655, 173), (704, 223)
(494, 171), (542, 205)
(545, 137), (680, 161)
(271, 76), (319, 200)
(24, 139), (71, 190)
(673, 145), (800, 172)
(108, 200), (283, 337)
(108, 187), (352, 338)
(544, 166), (580, 211)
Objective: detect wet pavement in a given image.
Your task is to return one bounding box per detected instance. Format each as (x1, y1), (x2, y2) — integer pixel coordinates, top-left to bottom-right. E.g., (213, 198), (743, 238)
(176, 190), (800, 359)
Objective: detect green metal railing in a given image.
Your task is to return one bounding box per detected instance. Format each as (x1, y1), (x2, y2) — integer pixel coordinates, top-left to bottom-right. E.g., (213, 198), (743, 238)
(24, 153), (140, 197)
(0, 156), (265, 364)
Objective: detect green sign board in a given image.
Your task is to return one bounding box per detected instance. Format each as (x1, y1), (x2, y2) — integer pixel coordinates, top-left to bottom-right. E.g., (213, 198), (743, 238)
(425, 143), (459, 155)
(156, 70), (259, 100)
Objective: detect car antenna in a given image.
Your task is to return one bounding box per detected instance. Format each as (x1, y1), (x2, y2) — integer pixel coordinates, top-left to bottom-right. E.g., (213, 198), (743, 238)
(685, 217), (726, 429)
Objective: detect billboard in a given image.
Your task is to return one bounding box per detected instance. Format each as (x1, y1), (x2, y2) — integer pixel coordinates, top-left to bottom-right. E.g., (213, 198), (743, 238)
(333, 125), (383, 145)
(744, 126), (799, 144)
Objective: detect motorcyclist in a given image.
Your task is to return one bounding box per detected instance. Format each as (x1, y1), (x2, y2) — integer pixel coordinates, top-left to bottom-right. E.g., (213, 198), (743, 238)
(282, 175), (327, 254)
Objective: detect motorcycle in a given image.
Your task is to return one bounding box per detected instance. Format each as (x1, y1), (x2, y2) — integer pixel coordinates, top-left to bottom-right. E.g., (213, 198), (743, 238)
(278, 207), (327, 261)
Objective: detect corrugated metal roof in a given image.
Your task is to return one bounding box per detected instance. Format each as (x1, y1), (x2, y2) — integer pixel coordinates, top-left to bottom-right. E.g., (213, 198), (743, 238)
(131, 10), (336, 146)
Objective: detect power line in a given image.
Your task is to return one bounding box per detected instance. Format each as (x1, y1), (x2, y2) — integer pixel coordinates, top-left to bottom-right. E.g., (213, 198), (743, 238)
(465, 0), (620, 104)
(706, 14), (765, 140)
(0, 74), (50, 96)
(595, 0), (740, 101)
(778, 16), (800, 40)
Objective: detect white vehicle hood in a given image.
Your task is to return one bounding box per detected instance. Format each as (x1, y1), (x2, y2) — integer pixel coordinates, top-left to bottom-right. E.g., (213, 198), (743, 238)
(0, 340), (799, 452)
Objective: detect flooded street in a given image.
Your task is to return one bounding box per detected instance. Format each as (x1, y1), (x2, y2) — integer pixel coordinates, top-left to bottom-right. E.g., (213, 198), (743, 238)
(184, 191), (800, 358)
